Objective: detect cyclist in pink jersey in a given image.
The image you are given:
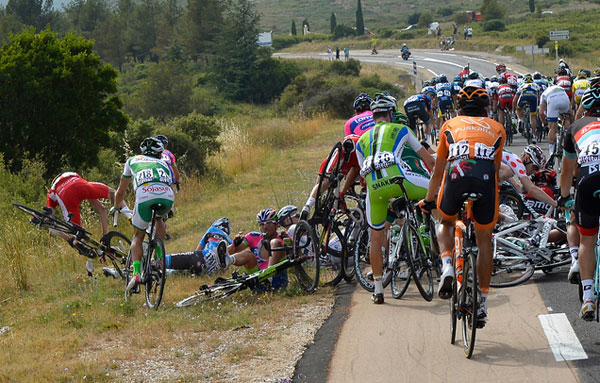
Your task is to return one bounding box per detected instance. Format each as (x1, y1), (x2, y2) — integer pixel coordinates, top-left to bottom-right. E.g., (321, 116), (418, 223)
(344, 93), (375, 136)
(156, 135), (180, 188)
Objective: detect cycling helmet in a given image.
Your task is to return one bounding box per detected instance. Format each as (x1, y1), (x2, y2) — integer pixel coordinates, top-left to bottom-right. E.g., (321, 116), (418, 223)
(393, 111), (409, 125)
(496, 63), (506, 73)
(468, 71), (479, 80)
(454, 76), (461, 82)
(422, 81), (431, 87)
(580, 88), (600, 116)
(577, 69), (588, 79)
(557, 66), (567, 76)
(584, 69), (592, 78)
(457, 86), (489, 112)
(277, 205), (298, 226)
(140, 137), (164, 157)
(256, 208), (277, 224)
(533, 72), (542, 80)
(499, 76), (507, 84)
(523, 74), (533, 83)
(594, 68), (600, 76)
(589, 76), (600, 89)
(430, 77), (438, 85)
(156, 134), (168, 146)
(353, 93), (373, 110)
(484, 77), (490, 82)
(490, 76), (499, 83)
(523, 145), (546, 169)
(370, 93), (397, 114)
(439, 74), (448, 83)
(212, 217), (231, 235)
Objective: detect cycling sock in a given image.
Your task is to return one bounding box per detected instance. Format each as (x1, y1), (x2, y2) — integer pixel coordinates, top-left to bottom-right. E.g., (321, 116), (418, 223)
(373, 275), (383, 295)
(227, 255), (235, 267)
(549, 143), (555, 155)
(304, 196), (315, 209)
(480, 286), (489, 295)
(569, 246), (579, 263)
(133, 260), (141, 275)
(582, 279), (594, 301)
(480, 293), (488, 310)
(440, 250), (452, 268)
(244, 265), (259, 274)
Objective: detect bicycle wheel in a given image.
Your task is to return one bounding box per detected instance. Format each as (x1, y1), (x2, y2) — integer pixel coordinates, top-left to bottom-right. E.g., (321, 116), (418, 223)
(175, 282), (244, 307)
(354, 226), (393, 292)
(13, 203), (76, 234)
(145, 237), (166, 309)
(406, 223), (434, 301)
(535, 248), (570, 271)
(100, 231), (131, 279)
(311, 219), (344, 287)
(499, 190), (524, 220)
(450, 280), (458, 345)
(292, 220), (319, 293)
(504, 111), (513, 146)
(489, 252), (535, 288)
(313, 143), (343, 219)
(460, 251), (478, 359)
(391, 232), (411, 299)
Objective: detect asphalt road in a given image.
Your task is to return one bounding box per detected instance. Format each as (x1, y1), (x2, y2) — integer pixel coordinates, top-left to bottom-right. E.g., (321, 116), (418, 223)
(283, 49), (598, 382)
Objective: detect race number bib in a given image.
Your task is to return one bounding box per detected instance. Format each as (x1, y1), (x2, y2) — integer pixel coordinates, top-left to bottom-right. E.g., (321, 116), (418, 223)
(474, 143), (496, 160)
(373, 151), (395, 170)
(136, 169), (154, 185)
(579, 141), (600, 165)
(448, 140), (469, 160)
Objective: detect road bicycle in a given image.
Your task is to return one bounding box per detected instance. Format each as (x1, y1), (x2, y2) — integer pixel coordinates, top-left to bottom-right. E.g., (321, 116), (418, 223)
(175, 220), (318, 307)
(490, 205), (570, 288)
(501, 108), (513, 146)
(521, 103), (533, 145)
(13, 203), (131, 279)
(117, 206), (168, 309)
(449, 194), (481, 359)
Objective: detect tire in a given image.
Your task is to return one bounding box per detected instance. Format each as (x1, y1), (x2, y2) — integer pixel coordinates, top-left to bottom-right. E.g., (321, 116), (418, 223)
(450, 280), (458, 345)
(390, 232), (411, 299)
(100, 231), (131, 279)
(145, 237), (166, 309)
(341, 221), (356, 283)
(489, 252), (535, 288)
(311, 220), (344, 287)
(292, 220), (320, 293)
(13, 203), (76, 234)
(461, 252), (478, 359)
(504, 110), (513, 146)
(535, 248), (570, 271)
(175, 282), (243, 307)
(313, 142), (343, 220)
(354, 227), (393, 292)
(405, 223), (434, 301)
(499, 189), (524, 220)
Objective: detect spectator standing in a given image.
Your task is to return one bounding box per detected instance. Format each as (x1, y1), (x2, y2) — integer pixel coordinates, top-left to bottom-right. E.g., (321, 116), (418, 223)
(336, 47), (340, 60)
(453, 23), (458, 36)
(467, 27), (473, 39)
(328, 47), (333, 61)
(344, 47), (349, 61)
(463, 26), (468, 40)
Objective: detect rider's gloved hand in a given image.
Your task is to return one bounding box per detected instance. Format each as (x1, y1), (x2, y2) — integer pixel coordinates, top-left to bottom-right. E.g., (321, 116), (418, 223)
(557, 194), (573, 208)
(418, 199), (436, 214)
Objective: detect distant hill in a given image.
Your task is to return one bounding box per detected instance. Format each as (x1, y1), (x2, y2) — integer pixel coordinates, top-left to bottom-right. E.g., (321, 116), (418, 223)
(253, 0), (590, 34)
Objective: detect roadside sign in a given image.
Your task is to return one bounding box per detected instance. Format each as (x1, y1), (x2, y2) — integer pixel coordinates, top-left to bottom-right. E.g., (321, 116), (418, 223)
(549, 30), (569, 41)
(413, 61), (417, 75)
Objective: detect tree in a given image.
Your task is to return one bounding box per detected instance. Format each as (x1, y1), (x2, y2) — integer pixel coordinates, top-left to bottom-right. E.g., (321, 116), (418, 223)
(418, 11), (433, 29)
(183, 0), (223, 61)
(5, 0), (55, 30)
(302, 18), (309, 34)
(291, 19), (296, 35)
(356, 0), (364, 36)
(407, 12), (420, 25)
(529, 0), (535, 13)
(0, 28), (127, 176)
(333, 24), (355, 40)
(480, 0), (505, 21)
(330, 12), (336, 34)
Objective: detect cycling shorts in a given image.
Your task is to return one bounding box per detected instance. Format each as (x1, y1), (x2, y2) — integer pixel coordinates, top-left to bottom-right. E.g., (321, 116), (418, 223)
(517, 94), (538, 114)
(47, 178), (110, 225)
(498, 98), (513, 111)
(403, 101), (430, 128)
(365, 161), (429, 230)
(545, 91), (570, 122)
(574, 166), (600, 236)
(438, 99), (454, 116)
(132, 182), (174, 230)
(437, 159), (498, 230)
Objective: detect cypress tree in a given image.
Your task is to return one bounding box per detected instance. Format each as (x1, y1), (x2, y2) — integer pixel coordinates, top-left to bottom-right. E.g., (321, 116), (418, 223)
(330, 12), (337, 34)
(529, 0), (535, 13)
(291, 19), (297, 35)
(356, 0), (364, 36)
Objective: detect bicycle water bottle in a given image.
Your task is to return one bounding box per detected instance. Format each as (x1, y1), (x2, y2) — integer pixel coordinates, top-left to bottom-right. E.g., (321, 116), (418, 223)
(418, 225), (430, 247)
(455, 254), (464, 284)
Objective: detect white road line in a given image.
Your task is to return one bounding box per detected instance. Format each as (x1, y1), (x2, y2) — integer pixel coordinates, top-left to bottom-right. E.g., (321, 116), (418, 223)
(538, 313), (588, 361)
(428, 68), (438, 76)
(422, 57), (464, 69)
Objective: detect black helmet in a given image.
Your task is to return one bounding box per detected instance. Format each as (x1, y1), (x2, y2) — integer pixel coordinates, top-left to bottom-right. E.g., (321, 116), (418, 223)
(468, 71), (479, 80)
(140, 137), (164, 157)
(457, 86), (489, 113)
(212, 217), (231, 235)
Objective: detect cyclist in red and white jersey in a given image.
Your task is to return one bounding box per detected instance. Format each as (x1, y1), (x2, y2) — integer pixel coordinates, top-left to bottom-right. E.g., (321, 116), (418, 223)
(496, 63), (518, 89)
(555, 66), (574, 103)
(496, 76), (515, 128)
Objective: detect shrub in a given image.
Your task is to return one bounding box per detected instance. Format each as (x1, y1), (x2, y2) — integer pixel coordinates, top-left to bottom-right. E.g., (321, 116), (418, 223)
(482, 19), (506, 32)
(333, 24), (355, 40)
(536, 34), (549, 48)
(395, 31), (416, 40)
(272, 34), (328, 50)
(304, 84), (357, 118)
(437, 7), (454, 17)
(326, 59), (361, 76)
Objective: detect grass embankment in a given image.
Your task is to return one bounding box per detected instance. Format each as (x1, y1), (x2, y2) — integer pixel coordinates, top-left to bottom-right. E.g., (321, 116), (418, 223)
(0, 113), (342, 382)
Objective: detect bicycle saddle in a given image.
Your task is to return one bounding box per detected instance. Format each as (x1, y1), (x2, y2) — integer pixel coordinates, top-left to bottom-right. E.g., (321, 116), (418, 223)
(462, 192), (483, 201)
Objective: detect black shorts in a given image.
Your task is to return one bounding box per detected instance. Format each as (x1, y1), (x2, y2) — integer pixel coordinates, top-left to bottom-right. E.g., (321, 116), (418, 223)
(439, 99), (454, 115)
(574, 166), (600, 236)
(438, 160), (498, 230)
(404, 101), (430, 129)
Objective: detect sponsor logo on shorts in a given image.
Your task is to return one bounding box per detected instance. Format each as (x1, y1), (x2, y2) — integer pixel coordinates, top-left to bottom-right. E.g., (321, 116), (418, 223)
(141, 185), (171, 194)
(372, 179), (391, 190)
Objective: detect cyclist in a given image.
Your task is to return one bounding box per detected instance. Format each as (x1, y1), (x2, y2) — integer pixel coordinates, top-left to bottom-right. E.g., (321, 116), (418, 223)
(228, 208), (291, 290)
(45, 172), (116, 256)
(356, 93), (435, 304)
(403, 92), (434, 143)
(420, 86), (505, 326)
(555, 66), (574, 103)
(496, 63), (518, 89)
(165, 217), (232, 274)
(513, 74), (540, 140)
(156, 135), (180, 188)
(575, 77), (600, 119)
(463, 71), (484, 88)
(496, 76), (515, 129)
(113, 137), (175, 294)
(436, 74), (458, 122)
(345, 93), (375, 136)
(572, 70), (591, 109)
(559, 89), (600, 321)
(539, 84), (572, 158)
(533, 72), (548, 93)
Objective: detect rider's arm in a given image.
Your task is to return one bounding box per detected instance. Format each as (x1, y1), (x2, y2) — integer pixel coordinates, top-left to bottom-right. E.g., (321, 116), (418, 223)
(416, 147), (435, 171)
(560, 156), (577, 199)
(519, 176), (558, 207)
(113, 176), (130, 211)
(539, 103), (547, 124)
(89, 199), (110, 235)
(425, 155), (446, 202)
(340, 166), (359, 197)
(575, 103), (585, 120)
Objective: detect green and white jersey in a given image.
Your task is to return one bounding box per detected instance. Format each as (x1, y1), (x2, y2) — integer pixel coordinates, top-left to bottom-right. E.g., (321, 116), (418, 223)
(123, 155), (173, 190)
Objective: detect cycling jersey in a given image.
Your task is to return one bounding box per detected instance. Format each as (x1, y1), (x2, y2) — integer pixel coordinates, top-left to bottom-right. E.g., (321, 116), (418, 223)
(436, 82), (455, 115)
(436, 116), (505, 230)
(403, 94), (432, 129)
(534, 79), (548, 93)
(501, 151), (527, 177)
(46, 173), (110, 225)
(244, 231), (291, 270)
(515, 82), (540, 113)
(344, 110), (375, 136)
(356, 122), (428, 229)
(122, 155), (174, 230)
(161, 149), (177, 167)
(497, 84), (515, 110)
(563, 116), (600, 235)
(572, 79), (590, 105)
(540, 85), (570, 122)
(500, 72), (518, 87)
(463, 78), (485, 88)
(556, 75), (573, 100)
(166, 226), (232, 274)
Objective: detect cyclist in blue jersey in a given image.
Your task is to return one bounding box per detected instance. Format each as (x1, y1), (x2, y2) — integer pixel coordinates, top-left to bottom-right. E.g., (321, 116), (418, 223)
(513, 74), (541, 140)
(436, 74), (458, 122)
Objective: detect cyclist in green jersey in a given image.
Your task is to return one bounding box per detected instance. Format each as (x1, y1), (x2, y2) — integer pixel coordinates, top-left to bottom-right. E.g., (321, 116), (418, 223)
(355, 94), (435, 304)
(114, 137), (175, 293)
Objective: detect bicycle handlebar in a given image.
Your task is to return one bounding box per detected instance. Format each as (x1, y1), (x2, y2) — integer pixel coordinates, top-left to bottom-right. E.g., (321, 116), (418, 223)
(110, 206), (133, 227)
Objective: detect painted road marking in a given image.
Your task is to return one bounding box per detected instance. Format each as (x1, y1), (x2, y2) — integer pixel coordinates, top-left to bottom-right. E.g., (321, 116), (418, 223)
(539, 313), (588, 361)
(422, 57), (464, 69)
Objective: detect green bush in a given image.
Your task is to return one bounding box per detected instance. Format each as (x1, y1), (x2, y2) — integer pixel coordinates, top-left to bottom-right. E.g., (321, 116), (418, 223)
(482, 19), (506, 32)
(326, 59), (361, 76)
(272, 34), (328, 50)
(304, 84), (357, 118)
(333, 24), (355, 40)
(395, 31), (416, 40)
